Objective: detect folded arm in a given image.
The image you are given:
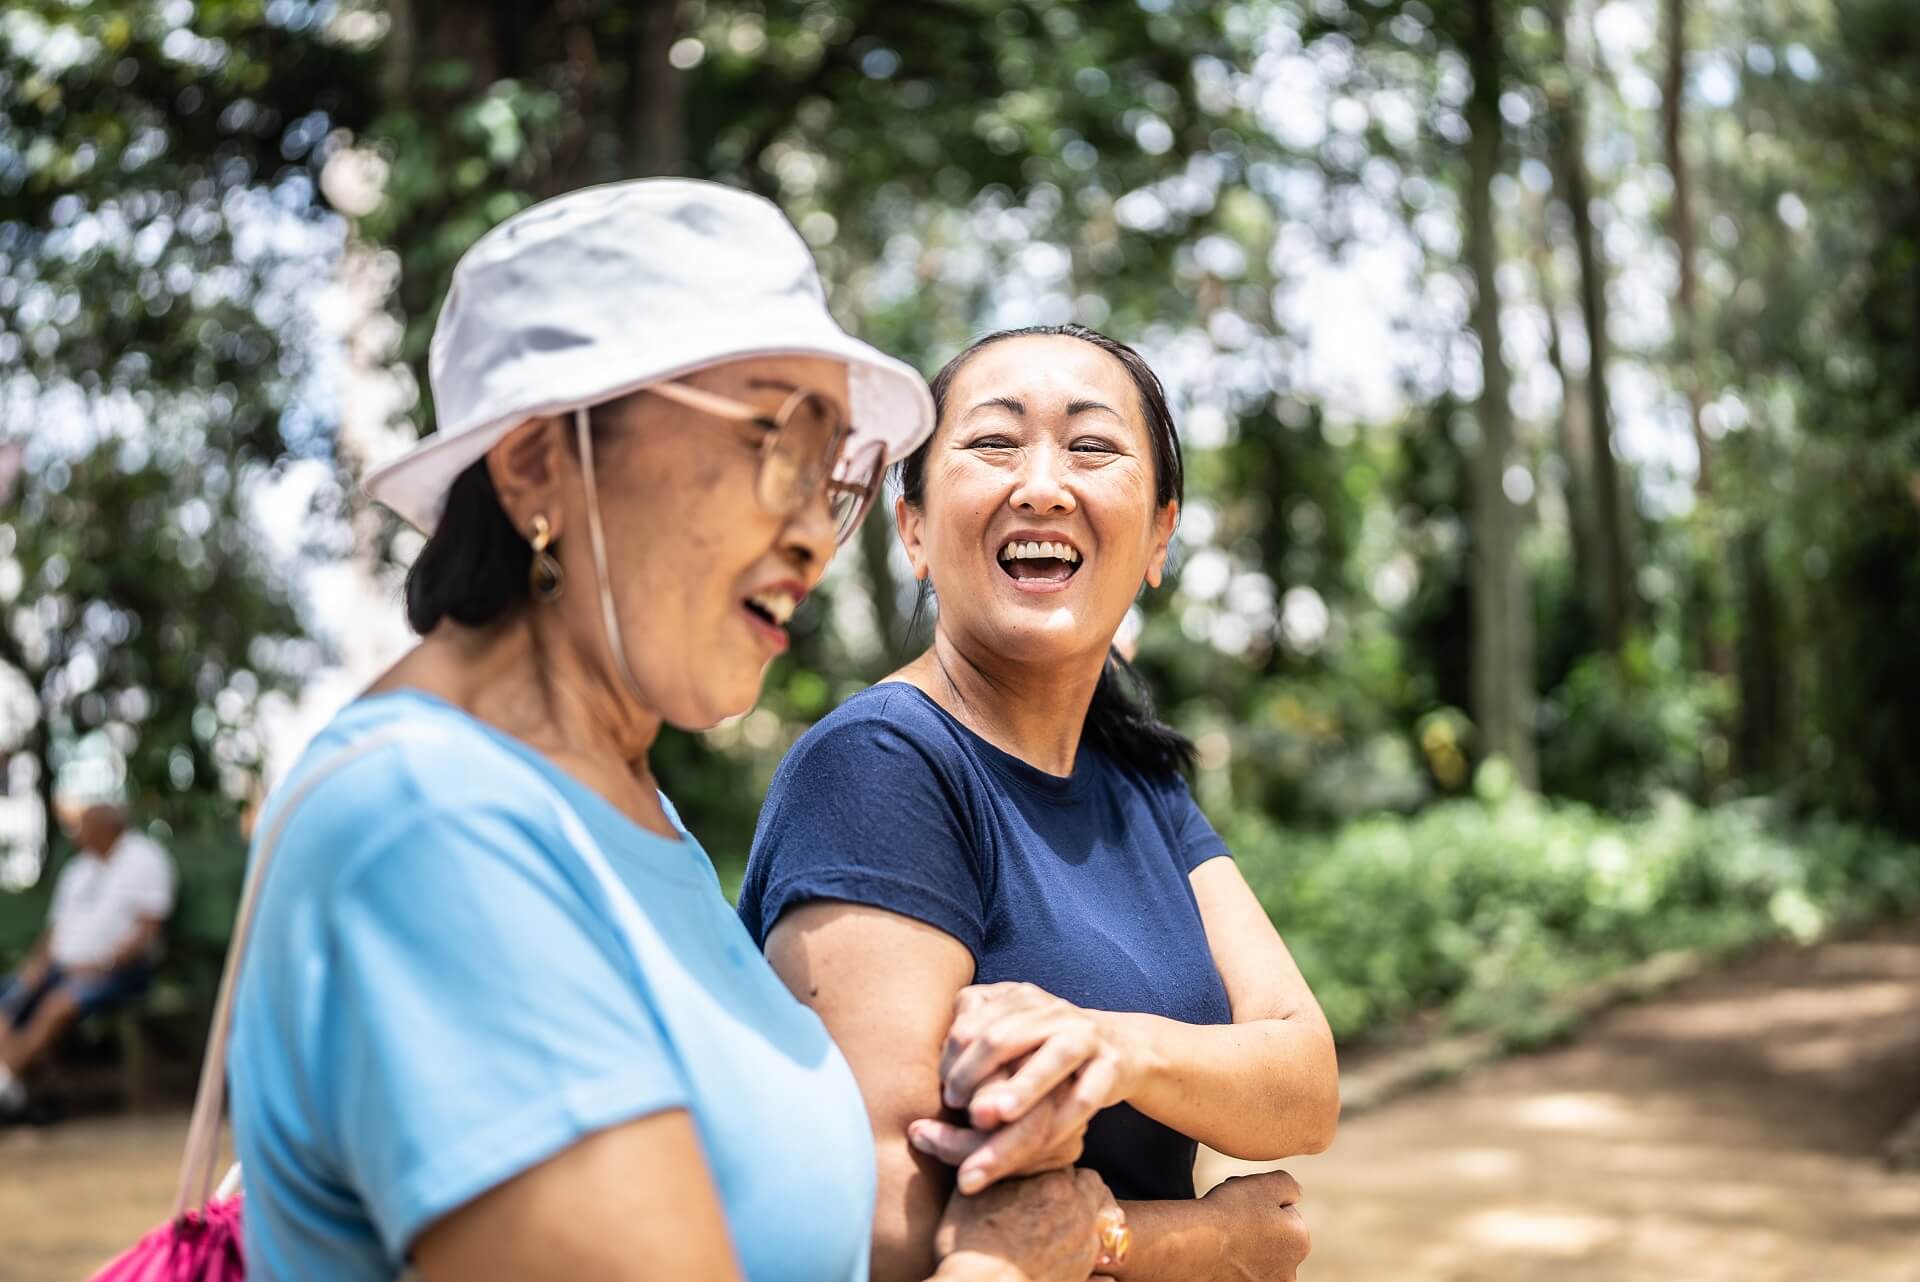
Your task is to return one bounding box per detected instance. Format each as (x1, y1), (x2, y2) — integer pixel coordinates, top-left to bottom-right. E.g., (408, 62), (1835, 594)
(764, 896), (1319, 1282)
(942, 859), (1337, 1163)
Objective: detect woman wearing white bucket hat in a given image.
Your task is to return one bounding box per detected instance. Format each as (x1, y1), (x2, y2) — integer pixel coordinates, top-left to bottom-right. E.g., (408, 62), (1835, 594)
(209, 181), (1124, 1282)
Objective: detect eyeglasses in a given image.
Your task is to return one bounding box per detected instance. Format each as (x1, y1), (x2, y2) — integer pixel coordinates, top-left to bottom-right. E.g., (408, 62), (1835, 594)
(644, 379), (885, 545)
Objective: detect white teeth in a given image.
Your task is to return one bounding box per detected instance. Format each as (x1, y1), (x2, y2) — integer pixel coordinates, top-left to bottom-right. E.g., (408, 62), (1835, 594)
(998, 540), (1082, 563)
(747, 591), (796, 626)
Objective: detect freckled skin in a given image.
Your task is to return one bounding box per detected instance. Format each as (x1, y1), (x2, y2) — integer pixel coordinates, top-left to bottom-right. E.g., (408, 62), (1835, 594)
(561, 354), (850, 730)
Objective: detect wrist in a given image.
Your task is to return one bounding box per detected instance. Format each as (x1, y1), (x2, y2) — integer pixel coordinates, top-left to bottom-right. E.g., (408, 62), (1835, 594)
(934, 1251), (1029, 1282)
(1097, 1009), (1162, 1102)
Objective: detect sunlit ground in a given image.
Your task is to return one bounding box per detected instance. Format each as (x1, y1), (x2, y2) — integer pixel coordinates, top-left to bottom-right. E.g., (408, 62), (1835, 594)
(1197, 930), (1920, 1282)
(1, 931), (1915, 1282)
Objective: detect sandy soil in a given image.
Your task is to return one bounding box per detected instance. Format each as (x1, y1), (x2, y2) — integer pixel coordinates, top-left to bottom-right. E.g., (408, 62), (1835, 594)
(1201, 927), (1920, 1281)
(4, 928), (1918, 1282)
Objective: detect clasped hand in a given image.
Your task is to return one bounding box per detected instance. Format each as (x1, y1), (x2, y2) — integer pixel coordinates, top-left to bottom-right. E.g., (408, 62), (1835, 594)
(908, 982), (1133, 1195)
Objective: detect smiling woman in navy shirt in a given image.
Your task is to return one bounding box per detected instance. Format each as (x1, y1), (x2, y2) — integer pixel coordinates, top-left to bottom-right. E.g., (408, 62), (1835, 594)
(740, 325), (1338, 1282)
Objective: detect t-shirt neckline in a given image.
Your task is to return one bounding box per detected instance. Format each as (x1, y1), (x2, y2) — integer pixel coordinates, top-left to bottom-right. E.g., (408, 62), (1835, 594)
(349, 689), (711, 883)
(876, 682), (1094, 803)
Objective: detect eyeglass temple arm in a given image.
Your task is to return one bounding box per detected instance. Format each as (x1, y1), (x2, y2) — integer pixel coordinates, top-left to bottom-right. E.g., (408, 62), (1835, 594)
(646, 380), (767, 423)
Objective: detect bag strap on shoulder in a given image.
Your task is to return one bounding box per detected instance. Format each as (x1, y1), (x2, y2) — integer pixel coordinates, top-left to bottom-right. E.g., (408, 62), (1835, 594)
(172, 724), (444, 1220)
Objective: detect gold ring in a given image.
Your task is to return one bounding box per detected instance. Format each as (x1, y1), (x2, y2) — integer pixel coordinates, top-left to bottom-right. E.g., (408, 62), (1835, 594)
(1099, 1219), (1133, 1264)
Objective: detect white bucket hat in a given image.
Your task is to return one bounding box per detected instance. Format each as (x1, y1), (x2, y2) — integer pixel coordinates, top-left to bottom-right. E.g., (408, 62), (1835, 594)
(364, 178), (936, 533)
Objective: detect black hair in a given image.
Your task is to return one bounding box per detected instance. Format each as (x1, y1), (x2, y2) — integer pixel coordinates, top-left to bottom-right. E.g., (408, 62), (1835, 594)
(404, 406), (618, 635)
(899, 324), (1197, 777)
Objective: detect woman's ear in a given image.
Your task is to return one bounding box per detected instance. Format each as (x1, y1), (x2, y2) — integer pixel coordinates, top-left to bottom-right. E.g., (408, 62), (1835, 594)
(1144, 499), (1179, 590)
(487, 416), (569, 537)
(896, 495), (930, 582)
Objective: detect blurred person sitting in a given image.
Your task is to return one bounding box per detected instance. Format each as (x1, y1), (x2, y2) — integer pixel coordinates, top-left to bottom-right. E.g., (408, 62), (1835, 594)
(0, 803), (177, 1119)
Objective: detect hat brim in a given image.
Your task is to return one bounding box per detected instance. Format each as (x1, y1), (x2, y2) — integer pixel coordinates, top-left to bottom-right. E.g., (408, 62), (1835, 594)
(364, 329), (934, 534)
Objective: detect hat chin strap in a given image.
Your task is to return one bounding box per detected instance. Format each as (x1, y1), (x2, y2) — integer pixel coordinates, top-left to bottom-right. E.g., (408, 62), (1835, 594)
(574, 407), (650, 707)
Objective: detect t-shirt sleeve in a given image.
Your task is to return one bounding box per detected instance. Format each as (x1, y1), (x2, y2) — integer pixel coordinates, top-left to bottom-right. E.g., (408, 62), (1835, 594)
(1157, 772), (1231, 872)
(316, 801), (689, 1259)
(744, 714), (987, 960)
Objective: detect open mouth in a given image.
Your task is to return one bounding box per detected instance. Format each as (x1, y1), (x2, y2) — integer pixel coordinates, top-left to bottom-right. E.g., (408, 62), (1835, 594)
(743, 588), (798, 628)
(997, 538), (1083, 585)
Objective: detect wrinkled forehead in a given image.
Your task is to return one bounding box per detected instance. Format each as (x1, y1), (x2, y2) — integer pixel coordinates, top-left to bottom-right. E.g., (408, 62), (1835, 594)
(946, 335), (1143, 424)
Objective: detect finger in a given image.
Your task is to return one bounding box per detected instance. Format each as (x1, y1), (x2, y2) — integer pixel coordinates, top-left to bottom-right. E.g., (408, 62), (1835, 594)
(943, 1010), (1062, 1108)
(954, 981), (1026, 1012)
(942, 1047), (1019, 1111)
(1262, 1169), (1305, 1205)
(1065, 1052), (1119, 1123)
(953, 1100), (1071, 1193)
(906, 1118), (990, 1167)
(967, 1023), (1098, 1128)
(942, 989), (1041, 1083)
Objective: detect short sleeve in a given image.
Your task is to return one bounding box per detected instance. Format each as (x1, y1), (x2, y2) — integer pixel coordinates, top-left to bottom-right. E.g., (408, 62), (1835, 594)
(743, 714), (987, 959)
(1155, 772), (1231, 872)
(318, 802), (688, 1259)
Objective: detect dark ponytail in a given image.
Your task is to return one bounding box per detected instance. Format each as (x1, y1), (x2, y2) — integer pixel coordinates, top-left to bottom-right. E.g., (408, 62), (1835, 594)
(901, 324), (1197, 776)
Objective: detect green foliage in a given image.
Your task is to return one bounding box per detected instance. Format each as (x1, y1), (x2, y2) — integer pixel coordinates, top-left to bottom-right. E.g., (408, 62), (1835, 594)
(1, 1), (369, 844)
(6, 0), (1920, 1072)
(1538, 639), (1733, 811)
(1232, 793), (1920, 1044)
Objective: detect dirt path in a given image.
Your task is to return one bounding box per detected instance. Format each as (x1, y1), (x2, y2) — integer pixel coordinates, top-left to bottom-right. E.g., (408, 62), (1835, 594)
(4, 929), (1918, 1282)
(1203, 927), (1920, 1281)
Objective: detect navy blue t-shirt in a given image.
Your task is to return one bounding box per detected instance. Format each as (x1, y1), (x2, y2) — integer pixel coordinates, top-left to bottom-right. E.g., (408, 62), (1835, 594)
(739, 682), (1232, 1202)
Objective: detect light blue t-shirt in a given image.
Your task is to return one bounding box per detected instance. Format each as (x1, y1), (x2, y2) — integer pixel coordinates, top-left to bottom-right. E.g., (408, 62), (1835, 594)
(229, 691), (875, 1281)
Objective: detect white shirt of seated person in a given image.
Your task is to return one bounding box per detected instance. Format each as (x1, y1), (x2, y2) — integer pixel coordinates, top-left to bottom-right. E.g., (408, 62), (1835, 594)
(48, 829), (177, 970)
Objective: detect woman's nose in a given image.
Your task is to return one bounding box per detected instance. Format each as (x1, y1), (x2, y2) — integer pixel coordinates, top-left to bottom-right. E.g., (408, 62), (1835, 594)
(779, 484), (839, 576)
(1010, 445), (1075, 514)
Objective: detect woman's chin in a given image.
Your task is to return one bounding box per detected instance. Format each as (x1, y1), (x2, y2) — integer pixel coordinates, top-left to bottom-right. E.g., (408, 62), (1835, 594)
(655, 666), (769, 734)
(969, 618), (1113, 668)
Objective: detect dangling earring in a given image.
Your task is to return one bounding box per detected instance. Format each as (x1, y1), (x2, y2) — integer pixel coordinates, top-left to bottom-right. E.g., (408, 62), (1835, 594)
(527, 513), (564, 601)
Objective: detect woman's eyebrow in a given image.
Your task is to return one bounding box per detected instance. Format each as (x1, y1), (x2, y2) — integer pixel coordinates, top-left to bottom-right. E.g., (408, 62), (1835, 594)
(1066, 398), (1121, 418)
(966, 395), (1027, 418)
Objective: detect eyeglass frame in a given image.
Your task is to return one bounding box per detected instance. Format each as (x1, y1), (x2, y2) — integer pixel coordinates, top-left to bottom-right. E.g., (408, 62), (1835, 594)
(641, 378), (885, 545)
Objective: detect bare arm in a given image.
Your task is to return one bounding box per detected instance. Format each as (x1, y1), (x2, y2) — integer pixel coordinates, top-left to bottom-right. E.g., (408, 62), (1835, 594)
(414, 1106), (1112, 1282)
(16, 930), (50, 977)
(412, 1110), (748, 1282)
(101, 917), (164, 975)
(944, 859), (1336, 1162)
(766, 903), (975, 1282)
(1104, 858), (1338, 1160)
(766, 903), (1147, 1281)
(1097, 1173), (1310, 1282)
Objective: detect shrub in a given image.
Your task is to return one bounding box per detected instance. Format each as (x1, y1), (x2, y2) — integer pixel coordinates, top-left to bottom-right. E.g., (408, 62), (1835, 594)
(1229, 792), (1920, 1044)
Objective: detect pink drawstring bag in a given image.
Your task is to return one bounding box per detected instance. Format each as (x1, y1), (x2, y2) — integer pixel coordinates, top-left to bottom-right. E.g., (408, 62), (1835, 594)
(88, 732), (411, 1281)
(89, 1192), (245, 1282)
(85, 879), (253, 1281)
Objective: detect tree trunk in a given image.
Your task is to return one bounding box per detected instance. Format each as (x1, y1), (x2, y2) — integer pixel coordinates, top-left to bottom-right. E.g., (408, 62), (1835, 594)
(1662, 0), (1711, 494)
(1546, 0), (1637, 652)
(1531, 229), (1603, 636)
(858, 493), (907, 665)
(27, 683), (56, 873)
(1464, 0), (1538, 788)
(625, 0), (686, 176)
(1733, 527), (1782, 780)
